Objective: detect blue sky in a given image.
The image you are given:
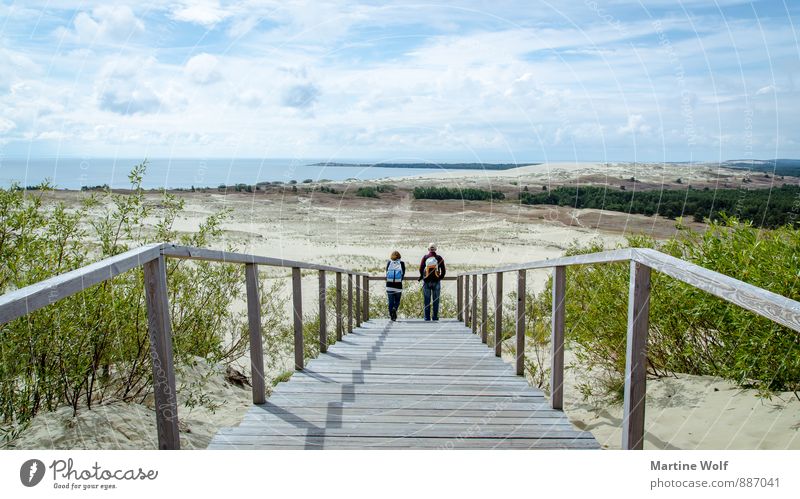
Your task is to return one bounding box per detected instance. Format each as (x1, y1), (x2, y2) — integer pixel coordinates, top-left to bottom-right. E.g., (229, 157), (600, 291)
(0, 0), (798, 162)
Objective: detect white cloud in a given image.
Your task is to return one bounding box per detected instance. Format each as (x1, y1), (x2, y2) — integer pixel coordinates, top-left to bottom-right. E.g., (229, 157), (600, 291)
(95, 59), (164, 115)
(55, 5), (144, 44)
(281, 83), (320, 109)
(755, 85), (774, 96)
(618, 114), (651, 135)
(0, 117), (16, 134)
(185, 53), (222, 84)
(170, 0), (232, 27)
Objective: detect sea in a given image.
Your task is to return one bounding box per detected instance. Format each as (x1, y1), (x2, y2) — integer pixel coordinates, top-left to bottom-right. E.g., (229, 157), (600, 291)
(0, 158), (481, 190)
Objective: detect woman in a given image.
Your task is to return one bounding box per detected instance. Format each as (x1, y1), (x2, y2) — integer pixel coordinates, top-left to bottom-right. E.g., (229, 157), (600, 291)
(385, 250), (406, 321)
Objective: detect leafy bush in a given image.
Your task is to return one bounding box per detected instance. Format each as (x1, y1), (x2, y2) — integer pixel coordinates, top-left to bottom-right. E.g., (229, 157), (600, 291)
(356, 187), (379, 198)
(541, 218), (799, 401)
(413, 187), (505, 201)
(0, 161), (287, 442)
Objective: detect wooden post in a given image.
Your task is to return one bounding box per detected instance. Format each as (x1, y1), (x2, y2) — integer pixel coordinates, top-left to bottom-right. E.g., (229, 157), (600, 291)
(245, 263), (266, 405)
(515, 269), (526, 376)
(318, 270), (327, 353)
(292, 267), (304, 370)
(456, 276), (464, 322)
(336, 272), (343, 341)
(481, 274), (488, 344)
(622, 262), (651, 450)
(471, 274), (478, 334)
(495, 272), (503, 357)
(355, 274), (361, 328)
(347, 274), (353, 333)
(143, 255), (180, 450)
(464, 275), (471, 327)
(550, 266), (566, 410)
(362, 275), (369, 322)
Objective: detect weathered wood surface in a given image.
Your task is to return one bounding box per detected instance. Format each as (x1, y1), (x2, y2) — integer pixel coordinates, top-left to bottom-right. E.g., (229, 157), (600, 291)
(209, 319), (598, 450)
(292, 267), (304, 370)
(0, 243), (163, 325)
(143, 255), (180, 450)
(245, 263), (266, 405)
(162, 244), (368, 276)
(632, 248), (800, 332)
(622, 261), (651, 450)
(481, 274), (488, 344)
(460, 247), (800, 333)
(494, 272), (503, 357)
(550, 266), (565, 410)
(335, 272), (343, 341)
(515, 270), (526, 376)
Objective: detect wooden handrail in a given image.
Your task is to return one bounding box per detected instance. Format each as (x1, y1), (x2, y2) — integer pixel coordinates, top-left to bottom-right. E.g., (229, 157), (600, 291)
(0, 243), (368, 450)
(0, 243), (164, 325)
(457, 247), (800, 450)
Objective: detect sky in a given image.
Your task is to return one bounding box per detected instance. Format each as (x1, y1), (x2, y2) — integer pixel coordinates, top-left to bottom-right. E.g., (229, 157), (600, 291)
(0, 0), (798, 163)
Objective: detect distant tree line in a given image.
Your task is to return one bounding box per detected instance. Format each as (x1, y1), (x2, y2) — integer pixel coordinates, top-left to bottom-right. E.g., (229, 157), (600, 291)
(413, 186), (505, 201)
(519, 184), (800, 228)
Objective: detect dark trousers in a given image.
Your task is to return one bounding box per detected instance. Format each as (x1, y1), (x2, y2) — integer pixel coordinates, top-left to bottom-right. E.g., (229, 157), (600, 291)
(387, 291), (402, 316)
(422, 280), (441, 320)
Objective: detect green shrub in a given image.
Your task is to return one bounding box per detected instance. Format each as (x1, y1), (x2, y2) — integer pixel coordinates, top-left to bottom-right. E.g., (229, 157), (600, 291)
(542, 218), (799, 401)
(0, 161), (287, 442)
(356, 187), (379, 198)
(413, 187), (505, 201)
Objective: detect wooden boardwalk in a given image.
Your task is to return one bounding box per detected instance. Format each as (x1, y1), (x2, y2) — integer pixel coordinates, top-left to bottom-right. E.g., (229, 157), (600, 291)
(209, 319), (599, 449)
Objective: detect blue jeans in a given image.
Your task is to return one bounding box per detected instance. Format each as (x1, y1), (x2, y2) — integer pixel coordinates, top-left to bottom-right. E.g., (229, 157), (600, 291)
(387, 291), (402, 316)
(422, 280), (441, 320)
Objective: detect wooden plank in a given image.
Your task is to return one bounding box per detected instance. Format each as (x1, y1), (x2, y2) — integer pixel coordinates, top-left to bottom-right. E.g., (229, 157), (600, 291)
(471, 274), (478, 334)
(336, 272), (343, 341)
(286, 376), (526, 384)
(215, 426), (592, 439)
(516, 269), (526, 376)
(633, 248), (800, 332)
(246, 405), (567, 419)
(355, 274), (361, 328)
(162, 244), (367, 276)
(464, 274), (471, 327)
(243, 413), (569, 425)
(347, 274), (353, 333)
(481, 273), (488, 344)
(318, 270), (327, 353)
(495, 272), (503, 357)
(622, 261), (650, 450)
(0, 243), (163, 326)
(210, 436), (600, 450)
(292, 267), (304, 370)
(456, 276), (463, 322)
(245, 263), (266, 405)
(271, 384), (538, 395)
(550, 266), (565, 410)
(362, 275), (369, 322)
(460, 248), (634, 276)
(142, 255), (180, 450)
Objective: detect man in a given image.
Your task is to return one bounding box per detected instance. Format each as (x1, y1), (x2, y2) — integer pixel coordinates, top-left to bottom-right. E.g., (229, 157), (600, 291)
(418, 243), (446, 321)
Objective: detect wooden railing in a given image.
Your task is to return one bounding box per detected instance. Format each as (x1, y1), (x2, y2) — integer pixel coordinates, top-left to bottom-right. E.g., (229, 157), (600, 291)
(0, 242), (369, 450)
(457, 248), (800, 450)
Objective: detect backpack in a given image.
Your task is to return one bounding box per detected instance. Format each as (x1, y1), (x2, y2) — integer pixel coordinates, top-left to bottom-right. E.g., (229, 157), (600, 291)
(423, 256), (441, 280)
(386, 260), (403, 283)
